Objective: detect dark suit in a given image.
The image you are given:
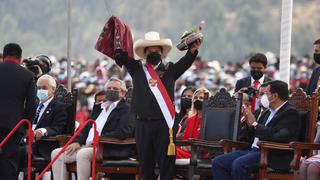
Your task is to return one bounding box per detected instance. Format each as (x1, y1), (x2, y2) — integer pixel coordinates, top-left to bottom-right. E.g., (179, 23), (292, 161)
(74, 100), (136, 159)
(306, 66), (320, 95)
(118, 50), (198, 180)
(234, 76), (272, 92)
(32, 98), (68, 161)
(212, 102), (301, 180)
(0, 61), (37, 179)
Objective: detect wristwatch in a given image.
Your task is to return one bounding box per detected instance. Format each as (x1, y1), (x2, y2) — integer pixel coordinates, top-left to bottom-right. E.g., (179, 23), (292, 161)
(252, 122), (258, 128)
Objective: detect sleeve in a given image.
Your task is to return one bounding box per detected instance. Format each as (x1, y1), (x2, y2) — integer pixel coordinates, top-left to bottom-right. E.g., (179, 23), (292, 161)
(105, 104), (135, 139)
(172, 50), (198, 80)
(255, 109), (301, 142)
(24, 77), (37, 123)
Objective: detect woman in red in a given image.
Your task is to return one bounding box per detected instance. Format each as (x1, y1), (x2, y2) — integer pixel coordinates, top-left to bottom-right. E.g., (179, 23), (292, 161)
(176, 87), (212, 159)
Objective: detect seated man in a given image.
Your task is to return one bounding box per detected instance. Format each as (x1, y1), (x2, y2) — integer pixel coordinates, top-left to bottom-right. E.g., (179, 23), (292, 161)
(51, 78), (136, 180)
(212, 80), (301, 180)
(33, 74), (68, 161)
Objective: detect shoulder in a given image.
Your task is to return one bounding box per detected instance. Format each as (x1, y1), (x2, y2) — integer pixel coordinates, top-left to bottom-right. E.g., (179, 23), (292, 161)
(116, 100), (130, 110)
(279, 103), (299, 116)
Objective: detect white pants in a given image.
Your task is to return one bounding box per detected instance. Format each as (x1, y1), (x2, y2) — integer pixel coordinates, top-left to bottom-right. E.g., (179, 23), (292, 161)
(51, 147), (93, 180)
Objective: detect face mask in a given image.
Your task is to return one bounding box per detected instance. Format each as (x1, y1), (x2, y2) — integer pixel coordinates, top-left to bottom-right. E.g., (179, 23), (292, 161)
(146, 52), (161, 65)
(180, 98), (192, 110)
(314, 53), (320, 64)
(250, 70), (264, 80)
(194, 100), (203, 110)
(106, 90), (120, 102)
(260, 94), (269, 109)
(37, 89), (49, 102)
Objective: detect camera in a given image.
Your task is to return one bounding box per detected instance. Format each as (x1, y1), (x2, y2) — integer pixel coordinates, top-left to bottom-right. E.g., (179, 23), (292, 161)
(239, 86), (258, 102)
(22, 55), (52, 77)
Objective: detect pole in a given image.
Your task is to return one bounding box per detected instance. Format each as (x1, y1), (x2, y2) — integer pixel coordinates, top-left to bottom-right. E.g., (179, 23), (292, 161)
(67, 0), (72, 90)
(279, 0), (293, 85)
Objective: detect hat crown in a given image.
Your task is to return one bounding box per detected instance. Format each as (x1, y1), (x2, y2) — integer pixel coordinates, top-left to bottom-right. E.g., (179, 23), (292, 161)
(144, 32), (161, 41)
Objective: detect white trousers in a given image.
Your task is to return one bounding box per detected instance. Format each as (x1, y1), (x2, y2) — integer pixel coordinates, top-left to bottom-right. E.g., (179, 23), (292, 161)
(51, 147), (93, 180)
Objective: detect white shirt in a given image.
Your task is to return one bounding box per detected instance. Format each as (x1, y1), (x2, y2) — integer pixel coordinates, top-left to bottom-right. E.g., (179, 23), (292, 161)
(32, 97), (54, 134)
(85, 100), (120, 145)
(251, 101), (287, 148)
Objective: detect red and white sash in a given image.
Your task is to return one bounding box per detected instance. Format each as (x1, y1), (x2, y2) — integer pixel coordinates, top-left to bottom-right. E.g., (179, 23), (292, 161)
(142, 64), (175, 128)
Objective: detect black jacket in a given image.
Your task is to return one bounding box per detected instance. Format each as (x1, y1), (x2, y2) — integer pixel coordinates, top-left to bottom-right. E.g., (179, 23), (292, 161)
(32, 98), (68, 161)
(120, 51), (198, 119)
(0, 62), (37, 133)
(234, 76), (272, 92)
(238, 102), (301, 170)
(74, 100), (136, 159)
(306, 66), (320, 95)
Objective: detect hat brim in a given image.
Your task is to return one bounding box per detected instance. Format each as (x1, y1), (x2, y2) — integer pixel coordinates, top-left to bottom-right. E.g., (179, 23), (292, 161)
(134, 39), (172, 59)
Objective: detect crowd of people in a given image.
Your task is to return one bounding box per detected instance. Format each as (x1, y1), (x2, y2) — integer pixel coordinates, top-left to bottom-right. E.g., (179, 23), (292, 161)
(0, 35), (320, 180)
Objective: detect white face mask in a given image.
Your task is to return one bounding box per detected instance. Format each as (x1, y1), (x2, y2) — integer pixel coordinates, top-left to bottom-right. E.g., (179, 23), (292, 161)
(37, 89), (49, 102)
(260, 94), (269, 109)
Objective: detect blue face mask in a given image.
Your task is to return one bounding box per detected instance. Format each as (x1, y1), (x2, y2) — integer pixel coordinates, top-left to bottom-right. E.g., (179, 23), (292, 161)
(37, 89), (49, 102)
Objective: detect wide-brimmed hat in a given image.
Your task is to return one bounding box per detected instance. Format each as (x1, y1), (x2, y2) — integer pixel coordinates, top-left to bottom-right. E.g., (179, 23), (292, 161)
(134, 31), (172, 59)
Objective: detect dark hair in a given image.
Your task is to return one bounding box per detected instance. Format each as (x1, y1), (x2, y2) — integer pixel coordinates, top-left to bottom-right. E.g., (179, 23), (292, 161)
(314, 39), (320, 45)
(249, 53), (268, 67)
(3, 43), (22, 58)
(268, 80), (289, 101)
(94, 90), (106, 101)
(181, 86), (196, 97)
(260, 83), (269, 88)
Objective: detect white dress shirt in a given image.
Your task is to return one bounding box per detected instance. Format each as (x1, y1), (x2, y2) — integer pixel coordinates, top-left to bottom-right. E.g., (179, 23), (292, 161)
(85, 100), (120, 145)
(251, 101), (287, 148)
(33, 97), (54, 134)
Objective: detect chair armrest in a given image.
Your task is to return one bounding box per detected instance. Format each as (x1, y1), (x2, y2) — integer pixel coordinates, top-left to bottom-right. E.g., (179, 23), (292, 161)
(175, 140), (190, 146)
(39, 136), (57, 142)
(289, 142), (320, 170)
(96, 137), (136, 163)
(56, 135), (71, 147)
(219, 139), (249, 153)
(189, 139), (221, 148)
(257, 141), (292, 169)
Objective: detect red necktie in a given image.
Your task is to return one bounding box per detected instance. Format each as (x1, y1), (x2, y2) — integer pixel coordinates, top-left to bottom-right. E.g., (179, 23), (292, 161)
(251, 80), (260, 111)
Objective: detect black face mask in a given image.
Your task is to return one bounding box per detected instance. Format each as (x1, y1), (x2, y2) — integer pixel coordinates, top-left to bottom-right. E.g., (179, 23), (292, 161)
(194, 100), (203, 110)
(250, 70), (264, 80)
(180, 98), (192, 110)
(146, 52), (161, 65)
(105, 90), (120, 102)
(314, 53), (320, 64)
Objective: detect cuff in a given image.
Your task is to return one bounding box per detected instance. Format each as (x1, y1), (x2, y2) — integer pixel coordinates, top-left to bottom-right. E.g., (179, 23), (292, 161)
(38, 128), (48, 136)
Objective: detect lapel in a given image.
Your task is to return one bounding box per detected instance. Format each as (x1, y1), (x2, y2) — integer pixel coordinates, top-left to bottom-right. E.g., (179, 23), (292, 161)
(101, 100), (123, 132)
(246, 77), (251, 87)
(257, 109), (270, 124)
(36, 100), (55, 127)
(265, 102), (288, 127)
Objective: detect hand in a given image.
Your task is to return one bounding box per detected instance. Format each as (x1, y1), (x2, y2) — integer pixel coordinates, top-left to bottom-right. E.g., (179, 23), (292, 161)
(65, 142), (81, 155)
(34, 130), (44, 141)
(114, 49), (128, 67)
(243, 105), (257, 127)
(189, 39), (203, 54)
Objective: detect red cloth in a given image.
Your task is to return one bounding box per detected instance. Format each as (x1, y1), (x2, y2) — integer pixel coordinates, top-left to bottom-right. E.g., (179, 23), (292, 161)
(250, 80), (260, 111)
(176, 115), (201, 159)
(95, 16), (134, 59)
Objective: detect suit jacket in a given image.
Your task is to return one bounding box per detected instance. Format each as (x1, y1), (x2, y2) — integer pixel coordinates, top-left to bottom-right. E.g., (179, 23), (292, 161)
(0, 62), (37, 134)
(119, 50), (198, 119)
(234, 76), (272, 92)
(74, 100), (136, 159)
(238, 102), (301, 170)
(32, 98), (68, 161)
(306, 67), (320, 95)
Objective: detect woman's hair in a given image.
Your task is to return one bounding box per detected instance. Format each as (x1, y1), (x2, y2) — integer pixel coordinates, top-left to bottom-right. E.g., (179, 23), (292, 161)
(189, 87), (212, 116)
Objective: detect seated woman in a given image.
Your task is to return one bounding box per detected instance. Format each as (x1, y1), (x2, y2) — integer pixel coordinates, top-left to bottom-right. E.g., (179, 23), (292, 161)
(176, 86), (196, 140)
(176, 87), (212, 159)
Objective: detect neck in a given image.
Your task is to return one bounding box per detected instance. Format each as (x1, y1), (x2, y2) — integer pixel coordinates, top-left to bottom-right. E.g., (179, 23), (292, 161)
(270, 100), (285, 110)
(4, 56), (20, 64)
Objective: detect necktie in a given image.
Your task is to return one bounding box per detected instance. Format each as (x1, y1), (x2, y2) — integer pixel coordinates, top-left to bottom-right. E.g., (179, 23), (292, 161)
(251, 80), (260, 111)
(34, 103), (44, 124)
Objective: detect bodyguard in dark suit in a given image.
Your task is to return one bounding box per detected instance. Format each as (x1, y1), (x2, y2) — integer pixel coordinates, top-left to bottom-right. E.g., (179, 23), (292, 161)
(51, 78), (135, 180)
(32, 74), (68, 161)
(0, 43), (37, 179)
(212, 80), (301, 180)
(306, 38), (320, 95)
(235, 53), (272, 93)
(114, 31), (202, 180)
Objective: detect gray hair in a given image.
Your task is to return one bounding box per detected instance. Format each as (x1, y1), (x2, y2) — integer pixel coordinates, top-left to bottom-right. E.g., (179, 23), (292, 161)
(37, 74), (57, 89)
(107, 77), (127, 92)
